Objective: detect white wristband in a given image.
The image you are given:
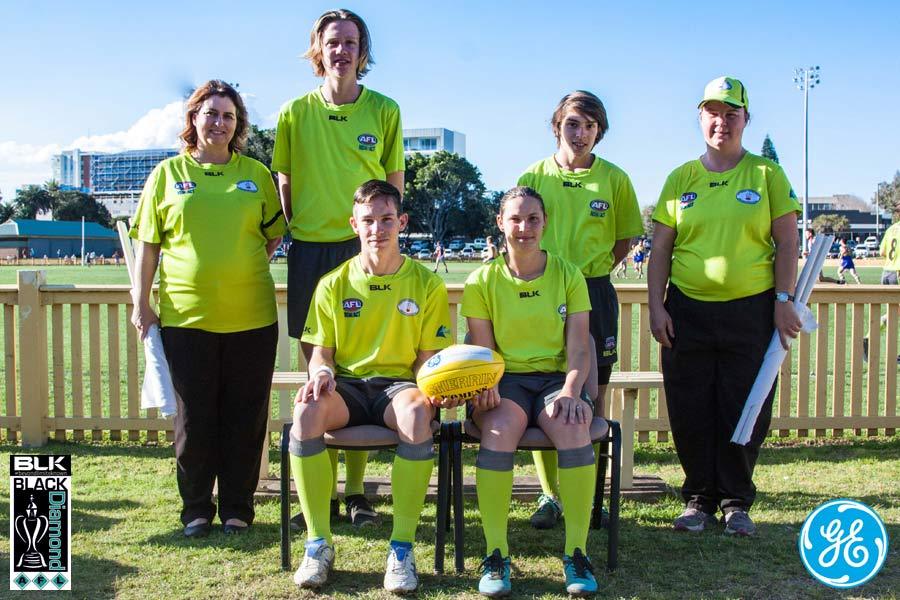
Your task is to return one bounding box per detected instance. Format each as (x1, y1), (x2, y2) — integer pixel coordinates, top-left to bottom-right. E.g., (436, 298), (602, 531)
(313, 365), (335, 379)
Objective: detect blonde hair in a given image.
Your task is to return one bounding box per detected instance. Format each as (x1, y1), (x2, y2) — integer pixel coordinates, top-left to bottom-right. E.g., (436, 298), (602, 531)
(303, 9), (373, 79)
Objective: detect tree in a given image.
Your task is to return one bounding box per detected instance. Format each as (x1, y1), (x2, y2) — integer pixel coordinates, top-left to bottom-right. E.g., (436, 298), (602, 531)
(873, 170), (900, 218)
(53, 190), (112, 228)
(244, 124), (275, 168)
(13, 184), (56, 219)
(641, 204), (656, 238)
(811, 213), (849, 234)
(0, 201), (14, 222)
(761, 135), (779, 164)
(403, 151), (487, 243)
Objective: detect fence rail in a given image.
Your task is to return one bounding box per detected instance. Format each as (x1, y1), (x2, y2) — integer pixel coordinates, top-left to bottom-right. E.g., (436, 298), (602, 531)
(1, 272), (898, 447)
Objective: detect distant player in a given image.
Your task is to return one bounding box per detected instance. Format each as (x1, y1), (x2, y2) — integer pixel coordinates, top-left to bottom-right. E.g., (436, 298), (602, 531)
(289, 180), (456, 593)
(433, 240), (449, 273)
(838, 244), (861, 284)
(632, 241), (645, 279)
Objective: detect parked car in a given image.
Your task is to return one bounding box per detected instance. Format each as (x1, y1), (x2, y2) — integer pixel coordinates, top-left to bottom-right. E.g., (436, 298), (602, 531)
(448, 239), (465, 251)
(460, 246), (475, 260)
(270, 247), (287, 262)
(853, 245), (874, 259)
(827, 242), (841, 259)
(444, 249), (458, 261)
(409, 241), (427, 253)
(416, 249), (431, 260)
(472, 238), (486, 251)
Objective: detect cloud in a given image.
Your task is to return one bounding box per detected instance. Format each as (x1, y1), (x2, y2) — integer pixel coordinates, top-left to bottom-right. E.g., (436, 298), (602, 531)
(0, 100), (184, 199)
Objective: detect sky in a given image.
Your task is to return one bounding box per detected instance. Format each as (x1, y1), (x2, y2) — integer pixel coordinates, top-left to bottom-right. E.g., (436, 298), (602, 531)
(1, 0), (898, 211)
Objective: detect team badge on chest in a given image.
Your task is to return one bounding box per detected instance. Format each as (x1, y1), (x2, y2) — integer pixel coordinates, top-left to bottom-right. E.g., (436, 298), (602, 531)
(736, 189), (761, 204)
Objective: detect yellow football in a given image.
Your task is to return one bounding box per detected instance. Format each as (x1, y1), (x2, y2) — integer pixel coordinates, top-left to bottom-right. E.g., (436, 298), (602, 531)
(417, 344), (505, 403)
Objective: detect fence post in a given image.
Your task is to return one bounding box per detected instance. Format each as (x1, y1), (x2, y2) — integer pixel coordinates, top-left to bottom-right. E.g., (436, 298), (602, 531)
(18, 270), (48, 447)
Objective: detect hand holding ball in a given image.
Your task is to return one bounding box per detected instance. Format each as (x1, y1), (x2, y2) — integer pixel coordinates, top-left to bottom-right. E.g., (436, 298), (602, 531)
(416, 344), (505, 405)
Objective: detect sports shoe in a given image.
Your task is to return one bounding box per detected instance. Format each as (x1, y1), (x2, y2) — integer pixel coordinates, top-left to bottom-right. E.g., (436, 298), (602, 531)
(563, 548), (597, 596)
(345, 493), (379, 528)
(384, 541), (418, 593)
(478, 548), (512, 597)
(289, 498), (340, 532)
(530, 494), (562, 529)
(672, 507), (718, 532)
(723, 510), (757, 537)
(293, 538), (335, 589)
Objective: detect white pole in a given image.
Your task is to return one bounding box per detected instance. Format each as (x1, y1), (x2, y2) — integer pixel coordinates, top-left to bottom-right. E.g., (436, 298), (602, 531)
(81, 217), (85, 266)
(802, 70), (810, 253)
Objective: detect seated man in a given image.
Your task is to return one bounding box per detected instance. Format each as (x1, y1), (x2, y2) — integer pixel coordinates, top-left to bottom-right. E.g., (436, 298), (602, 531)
(289, 180), (456, 593)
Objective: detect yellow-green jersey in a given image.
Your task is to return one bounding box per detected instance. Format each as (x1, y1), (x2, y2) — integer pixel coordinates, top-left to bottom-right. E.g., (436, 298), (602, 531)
(302, 256), (452, 380)
(653, 152), (800, 302)
(130, 152), (286, 333)
(518, 156), (643, 277)
(461, 253), (591, 373)
(271, 87), (405, 243)
(880, 222), (900, 272)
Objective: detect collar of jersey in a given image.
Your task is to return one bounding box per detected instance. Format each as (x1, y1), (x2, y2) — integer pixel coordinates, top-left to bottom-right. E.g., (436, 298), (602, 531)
(498, 251), (549, 284)
(315, 85), (369, 112)
(695, 151), (751, 178)
(184, 151), (239, 170)
(351, 254), (410, 280)
(550, 154), (599, 180)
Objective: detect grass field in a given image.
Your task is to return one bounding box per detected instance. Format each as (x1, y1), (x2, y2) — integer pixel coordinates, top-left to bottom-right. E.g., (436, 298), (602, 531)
(0, 437), (897, 599)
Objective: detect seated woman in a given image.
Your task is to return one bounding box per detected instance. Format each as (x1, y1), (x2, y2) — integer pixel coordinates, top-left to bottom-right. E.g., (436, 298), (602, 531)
(461, 186), (602, 598)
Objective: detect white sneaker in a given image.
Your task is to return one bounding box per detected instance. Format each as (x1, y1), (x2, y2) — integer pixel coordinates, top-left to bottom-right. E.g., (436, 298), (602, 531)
(293, 538), (335, 589)
(383, 542), (418, 593)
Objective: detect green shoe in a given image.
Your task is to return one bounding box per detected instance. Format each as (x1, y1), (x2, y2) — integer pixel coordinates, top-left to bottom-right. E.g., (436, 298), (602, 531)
(478, 549), (511, 597)
(563, 548), (597, 596)
(530, 494), (562, 529)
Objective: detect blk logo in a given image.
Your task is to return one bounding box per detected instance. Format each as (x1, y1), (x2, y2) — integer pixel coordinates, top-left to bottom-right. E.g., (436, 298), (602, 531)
(328, 115), (348, 122)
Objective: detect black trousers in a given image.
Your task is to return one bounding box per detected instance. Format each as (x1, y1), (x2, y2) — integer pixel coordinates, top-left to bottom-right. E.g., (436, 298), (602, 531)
(661, 285), (776, 515)
(162, 322), (278, 525)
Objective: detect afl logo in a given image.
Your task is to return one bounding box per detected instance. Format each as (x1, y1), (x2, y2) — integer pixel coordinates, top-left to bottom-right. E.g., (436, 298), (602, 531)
(426, 355), (442, 368)
(680, 192), (697, 209)
(397, 299), (420, 316)
(358, 134), (378, 151)
(174, 181), (196, 194)
(736, 189), (761, 204)
(589, 200), (609, 212)
(342, 298), (363, 312)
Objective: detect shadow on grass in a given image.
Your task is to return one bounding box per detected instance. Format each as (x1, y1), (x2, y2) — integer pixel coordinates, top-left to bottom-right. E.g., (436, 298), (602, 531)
(0, 550), (137, 599)
(0, 440), (173, 460)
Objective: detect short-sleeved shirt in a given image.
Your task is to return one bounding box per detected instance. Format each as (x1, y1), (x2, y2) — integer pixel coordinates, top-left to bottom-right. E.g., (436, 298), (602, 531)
(653, 152), (800, 302)
(302, 256), (451, 380)
(880, 222), (900, 271)
(518, 156), (643, 277)
(271, 87), (405, 243)
(461, 253), (591, 373)
(130, 152), (285, 333)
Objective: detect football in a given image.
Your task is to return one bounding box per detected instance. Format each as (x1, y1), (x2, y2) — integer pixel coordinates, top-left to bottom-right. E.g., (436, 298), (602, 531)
(417, 344), (505, 402)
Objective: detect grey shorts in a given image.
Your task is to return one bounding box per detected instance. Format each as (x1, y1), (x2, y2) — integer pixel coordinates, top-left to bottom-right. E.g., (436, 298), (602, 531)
(476, 372), (593, 427)
(882, 270), (899, 285)
(287, 238), (361, 338)
(586, 275), (619, 368)
(334, 377), (418, 428)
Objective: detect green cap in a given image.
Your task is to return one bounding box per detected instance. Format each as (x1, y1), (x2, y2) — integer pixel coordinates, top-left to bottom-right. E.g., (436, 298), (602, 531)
(698, 76), (749, 110)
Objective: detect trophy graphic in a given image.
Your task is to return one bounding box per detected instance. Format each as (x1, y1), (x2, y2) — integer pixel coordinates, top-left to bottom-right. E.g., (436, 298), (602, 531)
(14, 495), (49, 568)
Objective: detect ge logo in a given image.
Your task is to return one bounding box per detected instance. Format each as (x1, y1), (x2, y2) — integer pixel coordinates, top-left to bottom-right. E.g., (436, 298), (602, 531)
(799, 499), (889, 588)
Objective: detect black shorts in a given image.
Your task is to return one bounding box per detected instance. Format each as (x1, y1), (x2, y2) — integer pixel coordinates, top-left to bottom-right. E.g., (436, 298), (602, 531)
(471, 372), (593, 427)
(287, 238), (361, 338)
(586, 276), (619, 368)
(335, 377), (418, 428)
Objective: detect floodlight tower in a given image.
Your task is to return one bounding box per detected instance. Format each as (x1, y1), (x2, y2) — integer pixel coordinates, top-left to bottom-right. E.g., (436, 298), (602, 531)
(794, 66), (821, 252)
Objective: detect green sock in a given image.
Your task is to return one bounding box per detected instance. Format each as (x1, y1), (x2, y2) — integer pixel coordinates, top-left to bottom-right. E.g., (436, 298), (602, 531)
(390, 446), (434, 543)
(476, 465), (513, 557)
(533, 450), (560, 498)
(558, 461), (596, 556)
(290, 440), (333, 543)
(328, 448), (339, 500)
(343, 450), (369, 497)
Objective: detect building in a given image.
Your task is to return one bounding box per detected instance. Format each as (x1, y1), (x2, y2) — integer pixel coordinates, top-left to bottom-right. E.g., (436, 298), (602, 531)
(0, 219), (120, 259)
(90, 149), (178, 218)
(51, 148), (178, 218)
(805, 194), (893, 240)
(402, 128), (465, 157)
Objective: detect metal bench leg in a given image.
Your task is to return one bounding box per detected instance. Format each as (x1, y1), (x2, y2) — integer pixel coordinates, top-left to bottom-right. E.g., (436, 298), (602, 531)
(434, 423), (451, 574)
(451, 421), (465, 574)
(280, 423), (292, 571)
(608, 421), (621, 571)
(592, 436), (610, 529)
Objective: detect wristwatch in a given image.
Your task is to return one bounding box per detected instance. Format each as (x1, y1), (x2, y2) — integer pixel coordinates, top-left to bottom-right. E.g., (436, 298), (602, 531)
(775, 291), (795, 303)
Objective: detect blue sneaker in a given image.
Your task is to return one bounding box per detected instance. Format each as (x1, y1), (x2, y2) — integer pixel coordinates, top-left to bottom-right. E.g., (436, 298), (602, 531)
(563, 548), (597, 596)
(478, 549), (511, 597)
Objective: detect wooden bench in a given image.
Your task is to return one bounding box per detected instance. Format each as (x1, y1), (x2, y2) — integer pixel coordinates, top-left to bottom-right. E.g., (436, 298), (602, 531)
(269, 370), (665, 490)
